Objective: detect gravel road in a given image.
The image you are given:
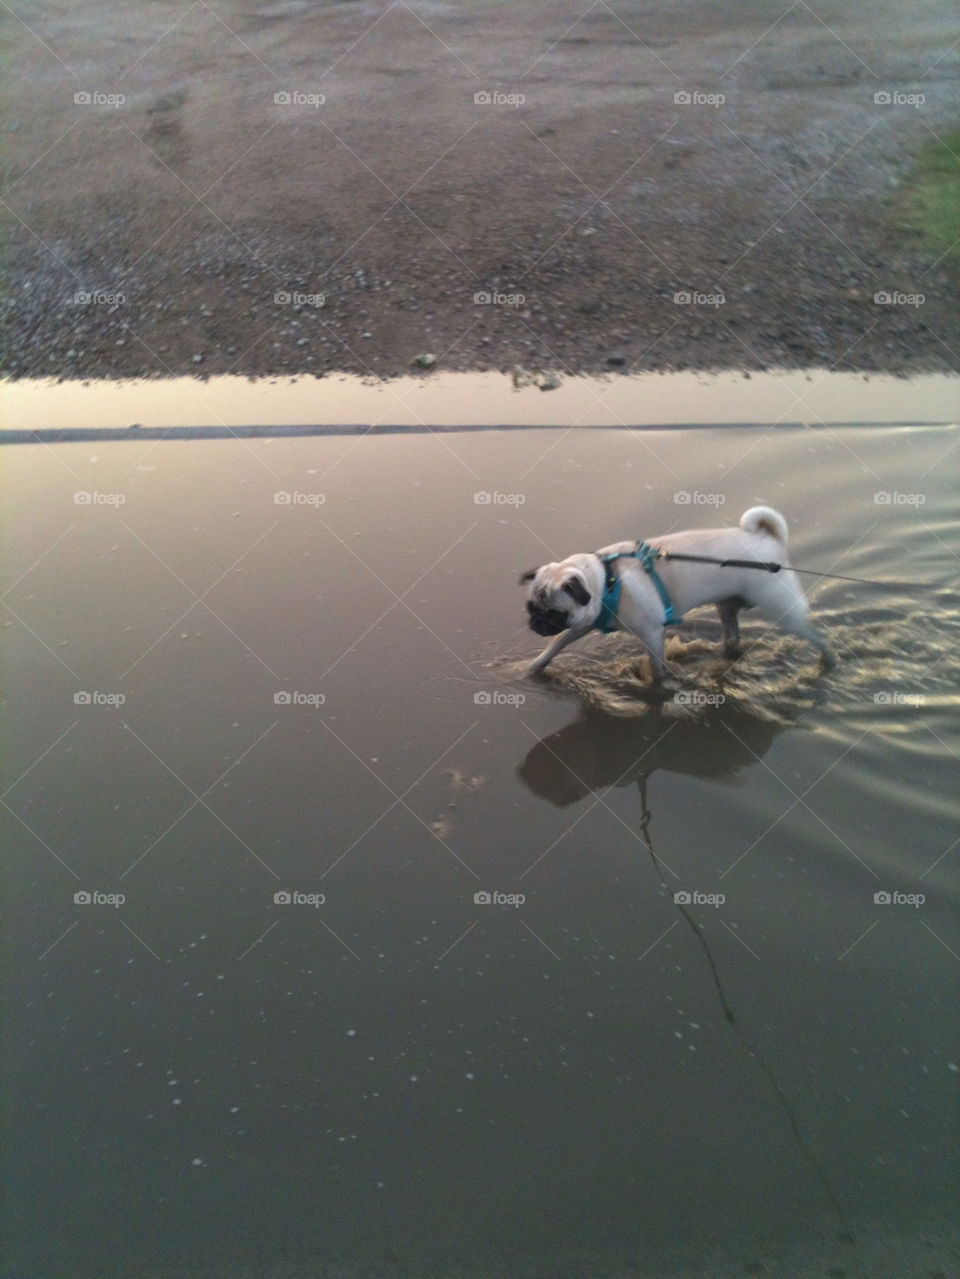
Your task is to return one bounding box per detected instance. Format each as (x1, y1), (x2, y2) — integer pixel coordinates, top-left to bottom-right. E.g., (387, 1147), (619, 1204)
(2, 0), (958, 381)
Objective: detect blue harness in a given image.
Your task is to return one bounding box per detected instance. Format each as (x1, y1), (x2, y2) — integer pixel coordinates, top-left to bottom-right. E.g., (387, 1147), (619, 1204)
(594, 541), (681, 633)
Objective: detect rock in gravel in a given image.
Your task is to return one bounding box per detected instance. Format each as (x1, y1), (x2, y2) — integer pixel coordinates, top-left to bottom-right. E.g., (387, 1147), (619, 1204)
(411, 353), (437, 368)
(606, 351), (626, 366)
(535, 371), (560, 390)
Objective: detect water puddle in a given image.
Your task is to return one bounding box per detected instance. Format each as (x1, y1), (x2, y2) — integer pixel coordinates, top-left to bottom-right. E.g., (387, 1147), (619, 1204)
(2, 369), (957, 437)
(3, 389), (958, 1277)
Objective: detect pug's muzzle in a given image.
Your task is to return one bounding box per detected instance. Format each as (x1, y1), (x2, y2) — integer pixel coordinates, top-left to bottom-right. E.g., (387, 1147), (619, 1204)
(527, 601), (569, 636)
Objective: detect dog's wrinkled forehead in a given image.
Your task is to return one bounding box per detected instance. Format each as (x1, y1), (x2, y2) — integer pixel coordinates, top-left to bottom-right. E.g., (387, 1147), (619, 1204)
(520, 566), (558, 610)
(529, 563), (566, 595)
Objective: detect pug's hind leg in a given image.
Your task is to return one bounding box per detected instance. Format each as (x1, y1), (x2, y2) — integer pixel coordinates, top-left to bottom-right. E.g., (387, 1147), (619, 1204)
(789, 621), (836, 669)
(717, 597), (742, 657)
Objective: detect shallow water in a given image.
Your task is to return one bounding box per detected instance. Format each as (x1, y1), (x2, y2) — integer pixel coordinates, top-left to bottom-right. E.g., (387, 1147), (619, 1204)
(2, 393), (959, 1277)
(3, 368), (958, 432)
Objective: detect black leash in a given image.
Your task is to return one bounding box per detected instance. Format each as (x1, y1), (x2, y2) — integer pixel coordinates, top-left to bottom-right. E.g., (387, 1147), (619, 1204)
(658, 550), (944, 593)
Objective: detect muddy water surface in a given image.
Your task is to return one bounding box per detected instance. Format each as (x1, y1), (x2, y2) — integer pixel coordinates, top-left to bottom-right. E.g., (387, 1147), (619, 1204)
(3, 369), (958, 432)
(2, 379), (958, 1277)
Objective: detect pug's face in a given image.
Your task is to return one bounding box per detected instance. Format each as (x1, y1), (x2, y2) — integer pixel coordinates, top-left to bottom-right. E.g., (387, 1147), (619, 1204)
(521, 562), (594, 636)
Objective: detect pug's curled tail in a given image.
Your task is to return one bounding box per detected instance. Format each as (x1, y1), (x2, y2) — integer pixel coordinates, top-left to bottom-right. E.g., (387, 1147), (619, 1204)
(740, 505), (788, 544)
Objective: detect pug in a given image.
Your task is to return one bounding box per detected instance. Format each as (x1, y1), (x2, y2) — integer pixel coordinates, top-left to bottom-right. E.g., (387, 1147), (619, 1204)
(521, 506), (834, 679)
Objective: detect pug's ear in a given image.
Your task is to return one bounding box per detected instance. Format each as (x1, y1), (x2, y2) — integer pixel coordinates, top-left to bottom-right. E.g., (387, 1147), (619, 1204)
(563, 575), (591, 607)
(519, 568), (538, 585)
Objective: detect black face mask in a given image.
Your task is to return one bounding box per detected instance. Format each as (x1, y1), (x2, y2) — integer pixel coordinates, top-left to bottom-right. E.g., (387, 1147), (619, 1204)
(527, 601), (569, 636)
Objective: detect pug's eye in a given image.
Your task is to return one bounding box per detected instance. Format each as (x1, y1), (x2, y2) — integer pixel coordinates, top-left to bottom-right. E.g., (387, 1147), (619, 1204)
(562, 577), (591, 607)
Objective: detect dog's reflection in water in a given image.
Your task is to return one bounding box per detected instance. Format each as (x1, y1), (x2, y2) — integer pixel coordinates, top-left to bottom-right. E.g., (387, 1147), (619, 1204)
(517, 701), (788, 806)
(515, 696), (847, 1227)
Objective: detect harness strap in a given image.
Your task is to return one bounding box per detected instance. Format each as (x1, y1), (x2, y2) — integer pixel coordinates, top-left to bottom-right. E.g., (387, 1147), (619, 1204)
(594, 569), (622, 633)
(637, 542), (679, 625)
(594, 541), (681, 632)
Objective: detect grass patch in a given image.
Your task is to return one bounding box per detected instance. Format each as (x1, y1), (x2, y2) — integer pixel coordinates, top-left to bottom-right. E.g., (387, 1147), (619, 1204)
(896, 129), (960, 264)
